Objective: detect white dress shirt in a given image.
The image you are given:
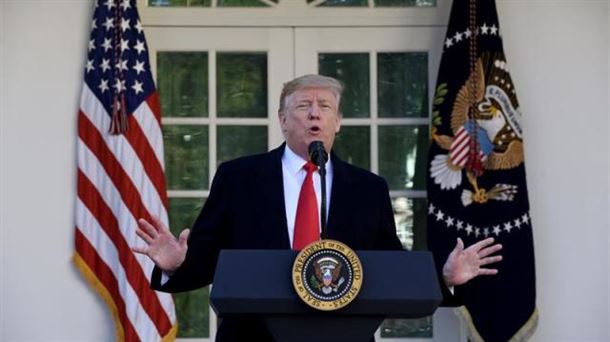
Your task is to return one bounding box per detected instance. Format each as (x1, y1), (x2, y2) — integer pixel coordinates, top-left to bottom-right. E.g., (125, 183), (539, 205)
(281, 144), (333, 247)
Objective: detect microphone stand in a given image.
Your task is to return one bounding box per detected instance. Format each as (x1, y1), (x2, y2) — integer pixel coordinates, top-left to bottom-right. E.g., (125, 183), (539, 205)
(319, 162), (327, 240)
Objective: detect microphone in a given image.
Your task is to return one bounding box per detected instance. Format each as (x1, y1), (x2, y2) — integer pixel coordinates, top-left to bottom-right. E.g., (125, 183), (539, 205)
(308, 141), (328, 167)
(308, 141), (328, 239)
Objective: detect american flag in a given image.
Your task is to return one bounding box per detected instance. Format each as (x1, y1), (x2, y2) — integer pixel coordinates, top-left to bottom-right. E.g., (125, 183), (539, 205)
(73, 0), (177, 341)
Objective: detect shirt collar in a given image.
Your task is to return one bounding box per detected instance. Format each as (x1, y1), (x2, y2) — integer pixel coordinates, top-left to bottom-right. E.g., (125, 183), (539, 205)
(282, 144), (332, 176)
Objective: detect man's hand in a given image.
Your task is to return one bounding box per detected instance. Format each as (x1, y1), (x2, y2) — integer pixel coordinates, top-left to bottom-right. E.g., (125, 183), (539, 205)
(442, 237), (503, 287)
(132, 215), (190, 273)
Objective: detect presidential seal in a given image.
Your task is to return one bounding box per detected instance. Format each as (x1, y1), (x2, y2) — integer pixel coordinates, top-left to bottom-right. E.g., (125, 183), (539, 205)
(292, 239), (363, 311)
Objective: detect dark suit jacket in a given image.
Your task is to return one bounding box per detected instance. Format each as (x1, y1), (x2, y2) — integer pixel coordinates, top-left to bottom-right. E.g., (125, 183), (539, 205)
(152, 143), (440, 341)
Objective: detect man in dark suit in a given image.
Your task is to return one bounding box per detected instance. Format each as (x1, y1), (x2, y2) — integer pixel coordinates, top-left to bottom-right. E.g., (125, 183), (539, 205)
(134, 74), (502, 341)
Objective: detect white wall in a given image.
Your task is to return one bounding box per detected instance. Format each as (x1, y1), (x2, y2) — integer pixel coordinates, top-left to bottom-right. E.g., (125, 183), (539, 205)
(1, 0), (608, 341)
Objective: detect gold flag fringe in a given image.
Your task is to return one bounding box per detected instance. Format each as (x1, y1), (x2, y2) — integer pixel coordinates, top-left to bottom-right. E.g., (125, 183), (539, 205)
(456, 306), (539, 342)
(73, 253), (178, 342)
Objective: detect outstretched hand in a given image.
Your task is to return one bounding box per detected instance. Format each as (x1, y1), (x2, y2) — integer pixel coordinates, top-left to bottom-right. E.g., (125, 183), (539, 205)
(442, 237), (503, 287)
(132, 215), (190, 273)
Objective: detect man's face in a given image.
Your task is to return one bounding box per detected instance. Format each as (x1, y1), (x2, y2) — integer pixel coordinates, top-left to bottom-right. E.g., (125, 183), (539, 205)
(279, 87), (342, 160)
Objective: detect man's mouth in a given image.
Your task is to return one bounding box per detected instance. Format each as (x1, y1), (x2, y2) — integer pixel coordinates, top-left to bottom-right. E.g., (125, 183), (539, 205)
(309, 126), (321, 134)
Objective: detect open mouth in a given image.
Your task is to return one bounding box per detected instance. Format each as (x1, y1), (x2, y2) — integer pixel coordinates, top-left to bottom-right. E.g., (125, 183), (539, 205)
(309, 126), (321, 134)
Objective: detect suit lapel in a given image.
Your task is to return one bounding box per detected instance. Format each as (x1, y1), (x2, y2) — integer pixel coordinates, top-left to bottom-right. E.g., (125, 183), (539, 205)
(253, 144), (290, 249)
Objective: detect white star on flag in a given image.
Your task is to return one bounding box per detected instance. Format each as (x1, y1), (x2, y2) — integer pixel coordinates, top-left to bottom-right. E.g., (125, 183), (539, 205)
(132, 80), (144, 94)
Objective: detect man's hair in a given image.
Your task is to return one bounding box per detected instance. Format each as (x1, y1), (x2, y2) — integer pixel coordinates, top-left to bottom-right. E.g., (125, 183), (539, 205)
(278, 74), (343, 114)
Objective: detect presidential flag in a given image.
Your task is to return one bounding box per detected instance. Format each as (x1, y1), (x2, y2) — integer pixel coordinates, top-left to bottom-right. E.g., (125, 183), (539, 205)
(427, 0), (537, 341)
(73, 0), (177, 341)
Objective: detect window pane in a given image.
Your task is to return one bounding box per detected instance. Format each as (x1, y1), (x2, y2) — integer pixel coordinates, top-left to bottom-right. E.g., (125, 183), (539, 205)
(168, 198), (205, 235)
(319, 53), (370, 118)
(164, 125), (209, 190)
(217, 53), (267, 118)
(308, 0), (368, 6)
(168, 198), (209, 338)
(174, 288), (210, 337)
(332, 126), (370, 170)
(375, 0), (435, 6)
(149, 0), (210, 6)
(391, 197), (427, 251)
(378, 125), (428, 190)
(217, 126), (268, 166)
(218, 0), (271, 6)
(377, 52), (428, 118)
(158, 52), (208, 117)
(381, 316), (432, 338)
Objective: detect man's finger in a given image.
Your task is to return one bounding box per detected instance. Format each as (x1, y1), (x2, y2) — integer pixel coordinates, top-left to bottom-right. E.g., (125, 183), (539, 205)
(455, 237), (464, 252)
(480, 255), (503, 266)
(477, 268), (498, 276)
(138, 218), (159, 239)
(149, 215), (169, 234)
(135, 227), (154, 244)
(132, 245), (148, 255)
(468, 237), (496, 252)
(478, 243), (503, 258)
(178, 228), (190, 247)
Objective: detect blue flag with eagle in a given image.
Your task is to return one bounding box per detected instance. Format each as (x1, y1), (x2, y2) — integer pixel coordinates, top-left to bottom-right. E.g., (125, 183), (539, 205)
(427, 0), (538, 341)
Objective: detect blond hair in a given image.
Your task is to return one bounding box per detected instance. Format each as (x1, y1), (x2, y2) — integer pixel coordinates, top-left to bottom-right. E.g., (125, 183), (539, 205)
(278, 74), (343, 114)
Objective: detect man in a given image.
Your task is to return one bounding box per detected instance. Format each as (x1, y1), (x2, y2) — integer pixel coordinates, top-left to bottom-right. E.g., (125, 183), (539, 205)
(134, 75), (502, 341)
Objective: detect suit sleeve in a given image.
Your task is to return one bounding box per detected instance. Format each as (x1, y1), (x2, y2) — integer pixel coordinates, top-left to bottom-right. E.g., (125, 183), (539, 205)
(152, 163), (233, 293)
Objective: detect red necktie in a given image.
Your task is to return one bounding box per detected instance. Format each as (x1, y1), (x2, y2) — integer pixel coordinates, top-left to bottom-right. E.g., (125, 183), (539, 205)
(292, 162), (320, 250)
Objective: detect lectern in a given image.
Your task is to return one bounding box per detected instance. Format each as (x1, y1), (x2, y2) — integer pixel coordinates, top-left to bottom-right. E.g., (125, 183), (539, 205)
(210, 250), (442, 342)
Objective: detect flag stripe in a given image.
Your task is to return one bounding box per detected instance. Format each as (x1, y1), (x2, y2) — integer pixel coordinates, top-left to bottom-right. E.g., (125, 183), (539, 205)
(124, 117), (167, 209)
(126, 102), (168, 208)
(77, 169), (172, 336)
(75, 202), (160, 342)
(76, 201), (160, 341)
(75, 229), (141, 342)
(80, 87), (168, 221)
(77, 139), (154, 280)
(77, 138), (175, 322)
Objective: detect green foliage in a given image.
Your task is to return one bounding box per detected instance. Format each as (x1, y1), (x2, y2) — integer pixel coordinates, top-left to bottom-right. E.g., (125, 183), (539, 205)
(377, 53), (428, 118)
(333, 127), (371, 170)
(217, 53), (267, 118)
(319, 53), (370, 118)
(217, 126), (268, 166)
(431, 83), (448, 127)
(309, 275), (320, 289)
(163, 125), (209, 190)
(174, 287), (210, 337)
(381, 316), (433, 338)
(158, 52), (208, 117)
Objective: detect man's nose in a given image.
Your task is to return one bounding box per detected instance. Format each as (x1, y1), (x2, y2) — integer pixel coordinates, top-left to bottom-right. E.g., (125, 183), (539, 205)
(308, 104), (321, 119)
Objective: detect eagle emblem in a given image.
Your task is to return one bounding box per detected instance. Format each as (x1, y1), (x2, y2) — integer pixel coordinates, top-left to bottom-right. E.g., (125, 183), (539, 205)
(431, 53), (523, 206)
(312, 257), (345, 295)
(292, 240), (363, 311)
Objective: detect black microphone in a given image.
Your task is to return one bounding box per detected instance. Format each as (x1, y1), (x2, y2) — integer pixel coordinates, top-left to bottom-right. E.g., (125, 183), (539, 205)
(308, 141), (328, 239)
(308, 141), (328, 167)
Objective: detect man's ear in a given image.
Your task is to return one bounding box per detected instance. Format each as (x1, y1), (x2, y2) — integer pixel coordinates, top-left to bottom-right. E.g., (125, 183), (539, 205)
(279, 111), (287, 131)
(334, 114), (342, 133)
